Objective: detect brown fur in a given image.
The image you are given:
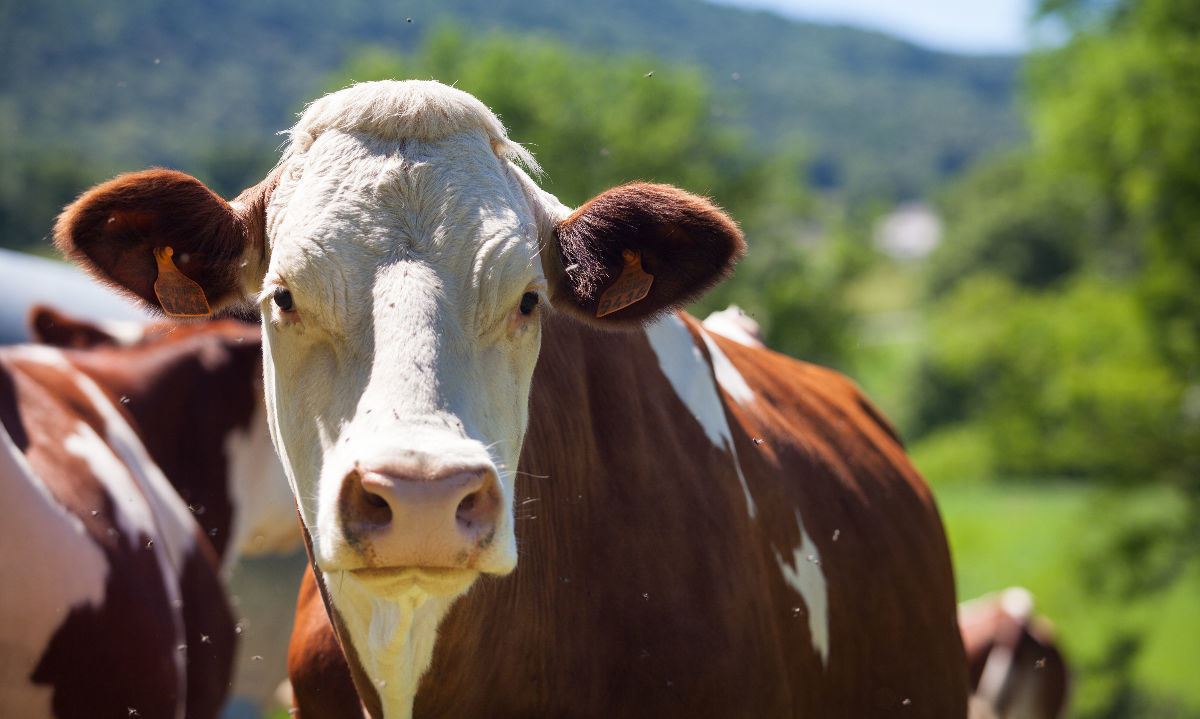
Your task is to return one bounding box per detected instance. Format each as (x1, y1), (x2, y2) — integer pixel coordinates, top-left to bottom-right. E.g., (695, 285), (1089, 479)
(55, 161), (962, 719)
(53, 169), (264, 314)
(28, 307), (124, 350)
(290, 524), (376, 719)
(288, 312), (969, 717)
(550, 183), (745, 325)
(1, 319), (267, 718)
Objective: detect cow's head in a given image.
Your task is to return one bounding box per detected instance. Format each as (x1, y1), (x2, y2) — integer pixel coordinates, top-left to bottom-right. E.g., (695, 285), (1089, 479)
(56, 80), (742, 715)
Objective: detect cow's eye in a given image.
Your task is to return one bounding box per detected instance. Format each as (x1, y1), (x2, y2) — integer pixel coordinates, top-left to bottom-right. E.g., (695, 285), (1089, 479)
(519, 292), (539, 316)
(273, 288), (295, 312)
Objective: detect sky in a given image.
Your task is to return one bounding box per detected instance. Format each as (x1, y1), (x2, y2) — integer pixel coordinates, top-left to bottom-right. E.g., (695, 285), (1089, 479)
(710, 0), (1038, 55)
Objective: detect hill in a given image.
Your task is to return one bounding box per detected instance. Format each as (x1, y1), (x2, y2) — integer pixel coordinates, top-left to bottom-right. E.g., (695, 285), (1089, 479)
(0, 0), (1023, 248)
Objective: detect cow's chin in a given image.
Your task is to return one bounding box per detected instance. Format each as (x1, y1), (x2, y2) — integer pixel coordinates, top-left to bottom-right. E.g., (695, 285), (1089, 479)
(348, 566), (480, 599)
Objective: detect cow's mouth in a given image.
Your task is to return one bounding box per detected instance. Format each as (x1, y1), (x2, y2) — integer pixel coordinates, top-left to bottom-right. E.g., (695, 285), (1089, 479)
(349, 566), (479, 597)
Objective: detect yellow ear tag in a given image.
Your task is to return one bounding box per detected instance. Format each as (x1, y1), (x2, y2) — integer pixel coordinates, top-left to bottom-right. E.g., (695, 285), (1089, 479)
(596, 250), (655, 318)
(153, 246), (212, 318)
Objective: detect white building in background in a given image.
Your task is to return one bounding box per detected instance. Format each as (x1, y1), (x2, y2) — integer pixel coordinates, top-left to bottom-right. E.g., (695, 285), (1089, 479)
(874, 202), (942, 261)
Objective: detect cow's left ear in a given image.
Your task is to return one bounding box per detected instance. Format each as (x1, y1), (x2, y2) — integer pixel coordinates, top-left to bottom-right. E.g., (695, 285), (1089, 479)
(54, 168), (274, 317)
(544, 183), (745, 325)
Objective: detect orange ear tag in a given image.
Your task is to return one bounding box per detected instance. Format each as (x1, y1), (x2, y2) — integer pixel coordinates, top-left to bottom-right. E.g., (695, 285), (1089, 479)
(596, 250), (655, 318)
(153, 246), (212, 318)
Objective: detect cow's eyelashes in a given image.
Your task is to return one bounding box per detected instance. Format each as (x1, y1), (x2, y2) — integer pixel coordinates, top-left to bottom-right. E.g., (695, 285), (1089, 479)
(273, 287), (295, 312)
(518, 291), (539, 316)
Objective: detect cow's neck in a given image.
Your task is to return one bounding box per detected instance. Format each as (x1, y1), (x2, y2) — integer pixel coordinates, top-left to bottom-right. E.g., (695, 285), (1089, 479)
(300, 513), (462, 719)
(326, 575), (460, 719)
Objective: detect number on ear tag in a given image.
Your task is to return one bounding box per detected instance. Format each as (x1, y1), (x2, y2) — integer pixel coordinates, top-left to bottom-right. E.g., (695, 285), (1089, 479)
(153, 247), (212, 318)
(596, 250), (654, 318)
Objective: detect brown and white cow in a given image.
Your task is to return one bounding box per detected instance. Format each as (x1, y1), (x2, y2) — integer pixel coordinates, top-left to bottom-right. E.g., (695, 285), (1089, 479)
(961, 587), (1069, 719)
(0, 308), (296, 718)
(54, 80), (968, 717)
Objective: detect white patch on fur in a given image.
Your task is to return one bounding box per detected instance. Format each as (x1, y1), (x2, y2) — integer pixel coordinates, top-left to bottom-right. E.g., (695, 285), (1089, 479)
(324, 570), (466, 719)
(644, 313), (756, 518)
(70, 370), (197, 576)
(699, 328), (756, 406)
(93, 318), (148, 346)
(702, 304), (764, 348)
(1000, 586), (1034, 621)
(64, 426), (158, 539)
(223, 401), (300, 570)
(0, 423), (108, 717)
(774, 508), (830, 668)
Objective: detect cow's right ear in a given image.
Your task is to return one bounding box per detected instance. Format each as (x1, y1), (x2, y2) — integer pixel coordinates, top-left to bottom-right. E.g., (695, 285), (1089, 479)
(54, 169), (272, 316)
(543, 183), (744, 326)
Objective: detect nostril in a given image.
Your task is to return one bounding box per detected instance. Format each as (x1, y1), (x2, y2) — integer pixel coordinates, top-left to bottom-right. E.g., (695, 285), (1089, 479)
(456, 492), (479, 529)
(340, 470), (393, 535)
(363, 489), (388, 511)
(455, 482), (499, 542)
(358, 488), (392, 528)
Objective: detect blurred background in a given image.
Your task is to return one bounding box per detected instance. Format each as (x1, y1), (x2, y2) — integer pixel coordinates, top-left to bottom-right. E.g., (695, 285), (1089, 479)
(2, 0), (1197, 716)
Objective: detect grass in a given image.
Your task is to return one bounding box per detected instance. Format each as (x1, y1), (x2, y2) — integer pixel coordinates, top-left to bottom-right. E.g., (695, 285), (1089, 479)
(934, 481), (1200, 719)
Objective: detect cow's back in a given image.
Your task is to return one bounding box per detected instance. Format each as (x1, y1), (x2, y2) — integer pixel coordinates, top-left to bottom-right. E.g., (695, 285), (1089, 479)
(698, 316), (967, 714)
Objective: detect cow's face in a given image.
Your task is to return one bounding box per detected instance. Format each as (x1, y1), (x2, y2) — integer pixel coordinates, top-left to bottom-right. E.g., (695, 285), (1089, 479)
(260, 97), (549, 583)
(56, 79), (743, 714)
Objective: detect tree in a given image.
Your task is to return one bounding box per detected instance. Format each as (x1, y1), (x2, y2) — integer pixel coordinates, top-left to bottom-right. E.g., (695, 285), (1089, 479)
(914, 0), (1200, 494)
(1029, 0), (1200, 373)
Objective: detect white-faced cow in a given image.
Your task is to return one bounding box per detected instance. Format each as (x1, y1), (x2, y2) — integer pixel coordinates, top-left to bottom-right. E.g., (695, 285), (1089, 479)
(0, 308), (296, 718)
(55, 80), (968, 717)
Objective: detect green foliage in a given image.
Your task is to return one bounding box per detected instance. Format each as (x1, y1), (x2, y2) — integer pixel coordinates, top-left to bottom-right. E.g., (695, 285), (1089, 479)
(913, 0), (1200, 502)
(926, 153), (1110, 296)
(912, 275), (1190, 484)
(0, 148), (102, 252)
(1029, 0), (1200, 369)
(702, 214), (861, 367)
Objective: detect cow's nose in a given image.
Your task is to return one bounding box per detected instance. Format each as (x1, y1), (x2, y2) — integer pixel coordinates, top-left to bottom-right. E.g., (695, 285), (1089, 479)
(338, 463), (502, 569)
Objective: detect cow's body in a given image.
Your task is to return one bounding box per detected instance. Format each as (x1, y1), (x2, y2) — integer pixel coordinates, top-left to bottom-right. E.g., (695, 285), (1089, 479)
(0, 313), (295, 718)
(55, 80), (968, 718)
(961, 588), (1069, 719)
(287, 310), (966, 717)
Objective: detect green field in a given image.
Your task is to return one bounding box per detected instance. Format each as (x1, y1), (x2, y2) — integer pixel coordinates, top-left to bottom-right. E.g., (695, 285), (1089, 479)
(935, 481), (1200, 718)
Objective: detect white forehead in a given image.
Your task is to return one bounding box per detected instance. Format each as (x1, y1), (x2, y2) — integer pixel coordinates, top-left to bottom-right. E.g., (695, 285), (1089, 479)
(264, 81), (548, 323)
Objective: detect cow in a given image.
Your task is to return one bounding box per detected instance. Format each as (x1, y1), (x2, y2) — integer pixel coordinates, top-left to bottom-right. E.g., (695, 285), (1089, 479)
(54, 79), (968, 717)
(961, 587), (1069, 719)
(0, 307), (297, 718)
